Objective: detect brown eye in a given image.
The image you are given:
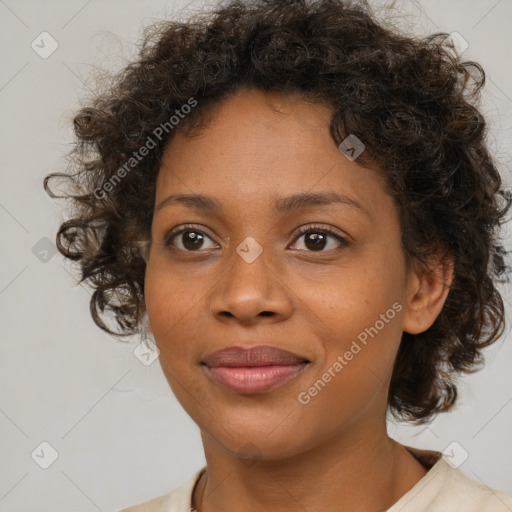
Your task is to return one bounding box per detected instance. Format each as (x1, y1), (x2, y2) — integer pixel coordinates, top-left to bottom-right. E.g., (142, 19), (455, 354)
(290, 225), (349, 252)
(165, 226), (218, 252)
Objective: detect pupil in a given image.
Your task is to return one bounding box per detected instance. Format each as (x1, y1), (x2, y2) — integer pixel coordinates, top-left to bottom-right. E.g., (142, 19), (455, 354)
(183, 231), (203, 250)
(306, 233), (326, 251)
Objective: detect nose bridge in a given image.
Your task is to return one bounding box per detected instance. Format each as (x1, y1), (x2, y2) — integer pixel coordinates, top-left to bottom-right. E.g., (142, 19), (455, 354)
(210, 235), (292, 322)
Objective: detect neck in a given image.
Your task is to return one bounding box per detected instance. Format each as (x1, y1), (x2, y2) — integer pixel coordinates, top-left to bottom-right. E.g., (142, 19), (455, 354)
(192, 422), (428, 512)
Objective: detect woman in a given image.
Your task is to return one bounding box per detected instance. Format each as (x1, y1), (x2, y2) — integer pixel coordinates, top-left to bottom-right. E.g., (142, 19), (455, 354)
(44, 0), (512, 510)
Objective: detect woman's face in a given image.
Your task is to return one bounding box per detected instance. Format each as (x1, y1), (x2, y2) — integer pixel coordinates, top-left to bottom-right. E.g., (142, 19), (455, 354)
(144, 88), (418, 460)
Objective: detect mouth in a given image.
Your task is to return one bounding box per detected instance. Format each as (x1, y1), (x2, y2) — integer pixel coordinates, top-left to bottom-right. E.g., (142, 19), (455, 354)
(201, 345), (310, 394)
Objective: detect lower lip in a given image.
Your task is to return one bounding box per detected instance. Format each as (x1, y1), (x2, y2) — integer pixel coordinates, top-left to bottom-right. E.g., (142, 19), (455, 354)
(204, 363), (308, 394)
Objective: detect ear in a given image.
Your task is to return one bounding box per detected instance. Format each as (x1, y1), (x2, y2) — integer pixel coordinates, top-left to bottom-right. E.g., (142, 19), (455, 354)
(402, 251), (454, 335)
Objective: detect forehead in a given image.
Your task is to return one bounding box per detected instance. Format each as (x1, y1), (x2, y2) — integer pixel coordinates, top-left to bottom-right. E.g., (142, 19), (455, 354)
(155, 88), (393, 222)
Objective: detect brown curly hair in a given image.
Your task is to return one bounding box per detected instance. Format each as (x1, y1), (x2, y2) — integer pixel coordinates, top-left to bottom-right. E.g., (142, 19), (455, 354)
(44, 0), (511, 423)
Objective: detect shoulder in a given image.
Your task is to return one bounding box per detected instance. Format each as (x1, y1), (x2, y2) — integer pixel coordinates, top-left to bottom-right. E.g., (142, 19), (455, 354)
(388, 446), (512, 512)
(437, 463), (512, 511)
(120, 493), (172, 512)
(118, 467), (206, 512)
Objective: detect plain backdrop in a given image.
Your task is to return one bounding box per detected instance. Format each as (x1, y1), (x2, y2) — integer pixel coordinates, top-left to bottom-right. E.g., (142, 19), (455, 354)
(0, 0), (511, 510)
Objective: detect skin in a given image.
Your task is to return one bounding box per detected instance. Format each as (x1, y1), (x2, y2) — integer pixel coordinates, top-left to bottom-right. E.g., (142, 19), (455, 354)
(144, 87), (453, 512)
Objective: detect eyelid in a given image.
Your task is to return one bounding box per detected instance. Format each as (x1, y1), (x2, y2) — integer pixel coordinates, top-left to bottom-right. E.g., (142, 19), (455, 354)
(292, 223), (346, 240)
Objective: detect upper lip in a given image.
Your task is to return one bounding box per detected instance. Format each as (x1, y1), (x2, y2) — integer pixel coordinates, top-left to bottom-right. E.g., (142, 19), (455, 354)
(202, 345), (309, 367)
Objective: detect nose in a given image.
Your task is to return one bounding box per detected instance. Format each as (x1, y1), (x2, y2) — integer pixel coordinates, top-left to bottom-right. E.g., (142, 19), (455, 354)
(209, 240), (293, 326)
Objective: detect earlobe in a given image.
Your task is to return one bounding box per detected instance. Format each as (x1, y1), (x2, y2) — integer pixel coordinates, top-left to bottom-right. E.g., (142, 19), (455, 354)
(402, 255), (454, 335)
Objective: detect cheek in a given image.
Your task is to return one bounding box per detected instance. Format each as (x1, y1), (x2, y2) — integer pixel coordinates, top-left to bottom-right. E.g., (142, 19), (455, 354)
(144, 264), (214, 408)
(297, 247), (406, 386)
(295, 291), (404, 431)
(302, 255), (403, 336)
(144, 262), (200, 361)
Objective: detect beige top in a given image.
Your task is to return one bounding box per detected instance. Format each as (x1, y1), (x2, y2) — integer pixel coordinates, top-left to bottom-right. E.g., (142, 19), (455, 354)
(119, 447), (512, 511)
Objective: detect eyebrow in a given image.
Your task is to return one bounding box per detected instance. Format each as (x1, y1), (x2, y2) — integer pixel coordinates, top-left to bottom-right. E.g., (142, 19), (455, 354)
(155, 191), (370, 218)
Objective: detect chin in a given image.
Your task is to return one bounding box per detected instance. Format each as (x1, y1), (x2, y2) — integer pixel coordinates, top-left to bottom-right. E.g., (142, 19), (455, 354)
(202, 417), (312, 462)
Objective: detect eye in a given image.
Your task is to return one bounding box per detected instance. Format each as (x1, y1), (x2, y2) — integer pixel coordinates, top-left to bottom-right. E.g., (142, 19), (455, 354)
(165, 225), (218, 252)
(289, 224), (349, 252)
(164, 223), (349, 253)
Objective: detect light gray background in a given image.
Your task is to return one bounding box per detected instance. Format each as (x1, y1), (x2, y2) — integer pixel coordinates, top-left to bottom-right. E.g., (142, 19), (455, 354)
(1, 0), (511, 510)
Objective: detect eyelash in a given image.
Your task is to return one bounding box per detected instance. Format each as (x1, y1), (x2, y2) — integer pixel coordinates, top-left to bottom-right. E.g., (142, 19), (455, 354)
(164, 223), (349, 253)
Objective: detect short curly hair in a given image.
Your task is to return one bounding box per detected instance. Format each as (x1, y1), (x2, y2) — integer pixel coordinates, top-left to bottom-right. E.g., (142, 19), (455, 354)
(44, 0), (511, 423)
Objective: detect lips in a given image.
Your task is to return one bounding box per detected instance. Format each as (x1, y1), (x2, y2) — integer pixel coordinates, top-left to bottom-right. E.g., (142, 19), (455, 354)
(202, 345), (310, 394)
(203, 345), (309, 367)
